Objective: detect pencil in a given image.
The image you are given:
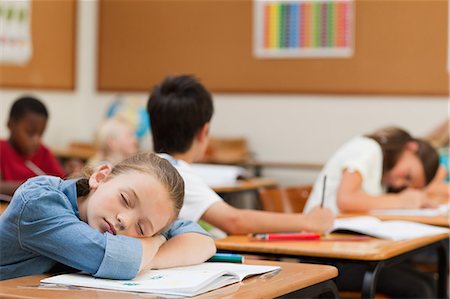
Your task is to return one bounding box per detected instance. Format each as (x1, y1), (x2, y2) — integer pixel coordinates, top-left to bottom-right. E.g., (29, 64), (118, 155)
(320, 175), (327, 208)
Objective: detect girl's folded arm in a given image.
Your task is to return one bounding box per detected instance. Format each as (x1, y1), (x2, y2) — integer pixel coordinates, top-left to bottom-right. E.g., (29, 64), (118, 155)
(18, 193), (143, 280)
(147, 233), (216, 270)
(143, 219), (216, 270)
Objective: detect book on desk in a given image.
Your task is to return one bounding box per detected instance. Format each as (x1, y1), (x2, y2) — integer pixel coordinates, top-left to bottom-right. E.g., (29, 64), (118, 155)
(370, 204), (449, 217)
(41, 262), (280, 297)
(248, 216), (449, 242)
(332, 216), (449, 241)
(191, 163), (251, 187)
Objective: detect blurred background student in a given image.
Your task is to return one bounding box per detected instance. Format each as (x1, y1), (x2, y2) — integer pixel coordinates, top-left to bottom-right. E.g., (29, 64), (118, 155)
(0, 96), (64, 198)
(304, 127), (447, 214)
(87, 118), (139, 169)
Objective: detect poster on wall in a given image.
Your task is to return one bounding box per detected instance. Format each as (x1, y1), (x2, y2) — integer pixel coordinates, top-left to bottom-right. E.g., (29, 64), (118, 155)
(0, 0), (32, 65)
(253, 0), (354, 58)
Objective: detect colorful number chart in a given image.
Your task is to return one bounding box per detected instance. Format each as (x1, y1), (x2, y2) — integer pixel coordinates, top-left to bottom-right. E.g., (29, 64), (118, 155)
(254, 0), (354, 58)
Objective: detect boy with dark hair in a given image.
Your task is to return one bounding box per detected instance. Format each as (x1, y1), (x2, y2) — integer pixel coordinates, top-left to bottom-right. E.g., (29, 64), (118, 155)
(0, 96), (65, 196)
(147, 75), (334, 234)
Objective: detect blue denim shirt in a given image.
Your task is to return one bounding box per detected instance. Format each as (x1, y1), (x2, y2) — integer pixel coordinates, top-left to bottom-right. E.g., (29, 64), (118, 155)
(0, 176), (210, 281)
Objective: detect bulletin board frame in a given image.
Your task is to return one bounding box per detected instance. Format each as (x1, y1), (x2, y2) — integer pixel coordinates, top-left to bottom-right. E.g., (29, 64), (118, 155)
(0, 0), (77, 90)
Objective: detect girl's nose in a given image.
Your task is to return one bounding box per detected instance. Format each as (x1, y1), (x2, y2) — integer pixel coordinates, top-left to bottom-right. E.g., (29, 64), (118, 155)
(116, 213), (130, 231)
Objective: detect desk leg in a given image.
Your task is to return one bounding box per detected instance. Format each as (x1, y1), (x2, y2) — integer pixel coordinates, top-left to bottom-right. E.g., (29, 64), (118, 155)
(283, 280), (339, 299)
(437, 239), (449, 299)
(361, 261), (384, 299)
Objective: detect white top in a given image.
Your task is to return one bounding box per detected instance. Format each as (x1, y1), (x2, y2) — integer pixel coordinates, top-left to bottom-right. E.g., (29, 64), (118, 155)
(158, 154), (223, 221)
(304, 136), (384, 213)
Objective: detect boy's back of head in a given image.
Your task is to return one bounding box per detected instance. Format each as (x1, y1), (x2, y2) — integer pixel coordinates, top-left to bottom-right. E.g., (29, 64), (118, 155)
(147, 75), (214, 154)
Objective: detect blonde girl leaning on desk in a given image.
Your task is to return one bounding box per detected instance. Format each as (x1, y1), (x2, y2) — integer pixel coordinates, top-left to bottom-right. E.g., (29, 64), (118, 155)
(0, 153), (215, 281)
(305, 127), (447, 214)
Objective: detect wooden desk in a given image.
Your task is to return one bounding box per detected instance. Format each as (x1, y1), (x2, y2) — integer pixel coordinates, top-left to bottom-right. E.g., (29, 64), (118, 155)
(339, 213), (449, 227)
(216, 234), (449, 298)
(203, 159), (323, 177)
(212, 178), (278, 194)
(52, 143), (96, 162)
(0, 260), (339, 299)
(0, 200), (8, 215)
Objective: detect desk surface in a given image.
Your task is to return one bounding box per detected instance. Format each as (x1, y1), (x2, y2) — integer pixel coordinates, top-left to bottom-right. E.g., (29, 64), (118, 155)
(339, 213), (449, 227)
(216, 233), (449, 261)
(0, 201), (8, 215)
(0, 260), (337, 299)
(52, 146), (96, 161)
(211, 178), (278, 193)
(201, 159), (324, 170)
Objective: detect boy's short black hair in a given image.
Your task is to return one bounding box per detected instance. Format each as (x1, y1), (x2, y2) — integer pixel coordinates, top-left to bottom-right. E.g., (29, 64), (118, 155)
(9, 96), (48, 121)
(147, 75), (214, 154)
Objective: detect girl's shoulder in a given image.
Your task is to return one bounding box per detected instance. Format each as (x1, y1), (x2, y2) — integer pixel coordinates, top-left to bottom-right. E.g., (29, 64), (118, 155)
(13, 176), (68, 207)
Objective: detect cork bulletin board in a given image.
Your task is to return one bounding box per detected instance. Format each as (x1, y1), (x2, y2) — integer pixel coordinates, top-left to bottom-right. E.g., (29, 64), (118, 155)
(98, 0), (448, 95)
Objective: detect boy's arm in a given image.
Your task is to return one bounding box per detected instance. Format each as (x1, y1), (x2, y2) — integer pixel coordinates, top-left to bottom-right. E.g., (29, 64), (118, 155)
(146, 233), (216, 270)
(202, 200), (334, 234)
(336, 170), (430, 212)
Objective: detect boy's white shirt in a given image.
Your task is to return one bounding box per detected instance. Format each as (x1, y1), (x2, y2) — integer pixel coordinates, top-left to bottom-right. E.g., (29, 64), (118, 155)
(304, 136), (384, 214)
(158, 153), (222, 221)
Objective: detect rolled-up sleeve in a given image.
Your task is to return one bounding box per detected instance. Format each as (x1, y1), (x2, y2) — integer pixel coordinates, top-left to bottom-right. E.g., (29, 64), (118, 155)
(18, 187), (142, 280)
(94, 233), (141, 279)
(161, 219), (211, 239)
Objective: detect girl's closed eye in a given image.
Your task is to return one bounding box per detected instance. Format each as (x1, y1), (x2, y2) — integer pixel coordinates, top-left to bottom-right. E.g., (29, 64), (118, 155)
(137, 223), (144, 236)
(120, 193), (129, 207)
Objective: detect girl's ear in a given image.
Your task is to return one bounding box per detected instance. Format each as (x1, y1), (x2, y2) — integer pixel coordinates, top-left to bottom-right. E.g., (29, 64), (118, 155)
(89, 164), (112, 190)
(405, 141), (419, 153)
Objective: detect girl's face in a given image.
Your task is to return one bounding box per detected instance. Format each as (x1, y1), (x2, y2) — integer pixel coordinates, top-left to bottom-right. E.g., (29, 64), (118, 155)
(81, 165), (174, 238)
(383, 147), (426, 192)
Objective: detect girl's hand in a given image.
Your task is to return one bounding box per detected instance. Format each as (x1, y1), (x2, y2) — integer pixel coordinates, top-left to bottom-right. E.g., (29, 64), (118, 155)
(303, 206), (335, 233)
(398, 189), (431, 208)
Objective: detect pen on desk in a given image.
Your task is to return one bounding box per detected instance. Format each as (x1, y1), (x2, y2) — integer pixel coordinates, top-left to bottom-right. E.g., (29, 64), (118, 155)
(208, 253), (244, 263)
(251, 233), (321, 241)
(320, 175), (327, 208)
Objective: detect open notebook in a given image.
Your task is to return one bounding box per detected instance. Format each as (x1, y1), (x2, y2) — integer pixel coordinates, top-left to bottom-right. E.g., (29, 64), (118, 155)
(191, 164), (250, 187)
(331, 216), (449, 241)
(371, 204), (449, 217)
(41, 263), (280, 297)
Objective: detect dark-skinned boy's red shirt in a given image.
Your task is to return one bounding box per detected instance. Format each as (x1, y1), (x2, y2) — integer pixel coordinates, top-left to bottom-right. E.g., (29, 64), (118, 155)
(0, 140), (65, 181)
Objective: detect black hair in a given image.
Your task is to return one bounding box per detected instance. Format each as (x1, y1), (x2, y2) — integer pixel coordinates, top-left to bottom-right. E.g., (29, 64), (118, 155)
(147, 75), (214, 154)
(9, 96), (48, 121)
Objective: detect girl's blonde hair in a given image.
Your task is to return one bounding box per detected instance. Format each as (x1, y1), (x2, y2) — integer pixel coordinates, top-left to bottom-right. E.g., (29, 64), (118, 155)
(77, 152), (184, 221)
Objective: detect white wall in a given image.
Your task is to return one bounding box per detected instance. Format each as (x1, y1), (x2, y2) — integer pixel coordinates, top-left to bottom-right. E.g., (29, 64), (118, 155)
(1, 0), (448, 185)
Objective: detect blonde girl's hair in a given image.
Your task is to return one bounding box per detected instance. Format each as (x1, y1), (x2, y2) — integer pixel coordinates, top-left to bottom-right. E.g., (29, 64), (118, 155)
(75, 152), (184, 221)
(366, 127), (439, 185)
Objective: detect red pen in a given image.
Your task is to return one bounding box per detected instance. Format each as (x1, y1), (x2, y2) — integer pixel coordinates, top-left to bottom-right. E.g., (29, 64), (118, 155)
(251, 233), (321, 241)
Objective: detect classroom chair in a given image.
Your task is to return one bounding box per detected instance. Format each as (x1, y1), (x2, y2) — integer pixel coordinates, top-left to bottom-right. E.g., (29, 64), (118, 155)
(258, 185), (312, 213)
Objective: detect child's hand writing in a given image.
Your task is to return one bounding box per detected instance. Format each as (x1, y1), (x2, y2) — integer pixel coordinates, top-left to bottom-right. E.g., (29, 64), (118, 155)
(303, 206), (335, 234)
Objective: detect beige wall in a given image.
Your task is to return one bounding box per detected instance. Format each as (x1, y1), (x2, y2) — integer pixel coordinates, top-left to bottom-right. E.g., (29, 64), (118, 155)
(1, 0), (448, 185)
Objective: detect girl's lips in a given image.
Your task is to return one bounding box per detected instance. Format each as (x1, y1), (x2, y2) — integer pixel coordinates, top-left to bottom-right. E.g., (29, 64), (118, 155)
(104, 219), (117, 235)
